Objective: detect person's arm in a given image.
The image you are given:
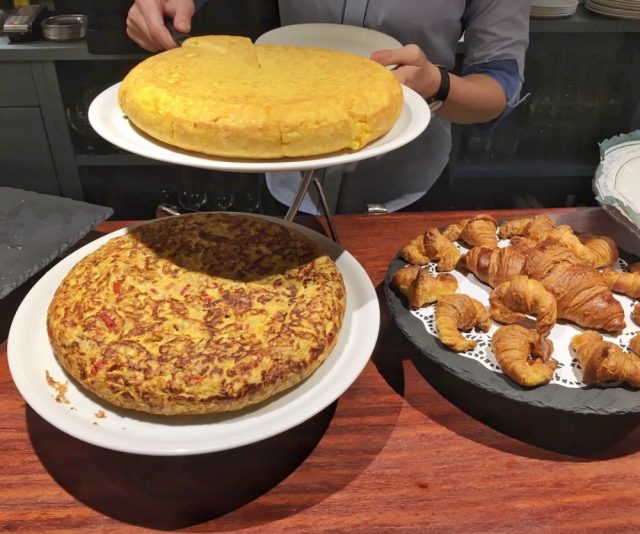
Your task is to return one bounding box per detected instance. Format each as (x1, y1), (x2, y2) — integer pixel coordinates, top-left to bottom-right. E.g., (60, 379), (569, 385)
(127, 0), (198, 52)
(370, 45), (507, 124)
(371, 0), (530, 125)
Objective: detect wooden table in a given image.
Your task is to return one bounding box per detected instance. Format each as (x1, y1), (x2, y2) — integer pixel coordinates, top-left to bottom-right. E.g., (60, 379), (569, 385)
(2, 207), (640, 532)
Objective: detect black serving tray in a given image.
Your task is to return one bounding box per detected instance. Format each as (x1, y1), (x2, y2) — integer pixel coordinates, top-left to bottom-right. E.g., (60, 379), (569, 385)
(0, 187), (112, 299)
(385, 251), (640, 456)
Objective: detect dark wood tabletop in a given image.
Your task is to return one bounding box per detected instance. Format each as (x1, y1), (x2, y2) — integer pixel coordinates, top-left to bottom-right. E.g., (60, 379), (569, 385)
(2, 207), (640, 532)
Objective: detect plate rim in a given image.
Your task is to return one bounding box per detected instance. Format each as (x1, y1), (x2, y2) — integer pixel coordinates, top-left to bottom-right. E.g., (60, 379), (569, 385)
(7, 213), (380, 455)
(594, 134), (640, 238)
(255, 22), (403, 52)
(88, 82), (430, 173)
(384, 249), (640, 416)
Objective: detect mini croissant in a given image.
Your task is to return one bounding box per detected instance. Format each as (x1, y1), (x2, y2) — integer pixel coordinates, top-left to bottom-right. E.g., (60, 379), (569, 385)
(601, 268), (640, 299)
(435, 294), (490, 352)
(491, 325), (557, 387)
(401, 234), (430, 265)
(460, 214), (499, 249)
(460, 245), (528, 288)
(630, 332), (640, 358)
(545, 225), (599, 267)
(423, 228), (461, 272)
(579, 234), (619, 268)
(498, 214), (555, 241)
(632, 303), (640, 327)
(571, 331), (640, 387)
(524, 239), (625, 333)
(489, 275), (557, 336)
(392, 265), (458, 309)
(443, 219), (469, 242)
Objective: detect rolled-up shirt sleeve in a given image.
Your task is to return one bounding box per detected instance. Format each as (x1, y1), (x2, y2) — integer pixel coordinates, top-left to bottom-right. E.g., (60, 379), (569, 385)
(194, 0), (208, 11)
(461, 0), (530, 122)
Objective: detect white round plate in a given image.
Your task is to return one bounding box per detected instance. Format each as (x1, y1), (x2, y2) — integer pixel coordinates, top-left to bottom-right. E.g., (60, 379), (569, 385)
(256, 23), (402, 58)
(586, 0), (640, 18)
(88, 83), (430, 173)
(7, 214), (380, 456)
(594, 131), (640, 239)
(530, 0), (578, 7)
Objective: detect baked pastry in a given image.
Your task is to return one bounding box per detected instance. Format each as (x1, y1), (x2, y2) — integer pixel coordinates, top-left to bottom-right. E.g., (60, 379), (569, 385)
(47, 213), (346, 415)
(498, 214), (555, 241)
(118, 35), (403, 159)
(492, 325), (557, 387)
(489, 275), (557, 336)
(442, 219), (469, 242)
(601, 268), (640, 299)
(523, 239), (625, 333)
(435, 294), (490, 352)
(392, 265), (457, 308)
(401, 234), (430, 265)
(571, 331), (640, 387)
(579, 234), (618, 268)
(423, 228), (461, 272)
(459, 245), (528, 288)
(459, 214), (499, 249)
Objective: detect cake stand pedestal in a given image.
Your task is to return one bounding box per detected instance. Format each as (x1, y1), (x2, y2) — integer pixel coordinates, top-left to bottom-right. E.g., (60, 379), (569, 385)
(285, 169), (339, 242)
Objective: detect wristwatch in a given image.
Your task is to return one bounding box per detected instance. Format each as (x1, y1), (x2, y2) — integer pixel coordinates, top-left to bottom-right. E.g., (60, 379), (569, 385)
(426, 65), (450, 112)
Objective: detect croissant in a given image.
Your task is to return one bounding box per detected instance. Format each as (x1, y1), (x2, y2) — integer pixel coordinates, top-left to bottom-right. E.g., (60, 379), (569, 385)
(498, 214), (555, 240)
(630, 333), (640, 358)
(579, 234), (618, 268)
(423, 228), (461, 272)
(600, 268), (640, 299)
(510, 236), (537, 250)
(570, 331), (640, 387)
(460, 214), (498, 248)
(545, 225), (599, 267)
(632, 303), (640, 326)
(507, 225), (612, 269)
(401, 234), (430, 265)
(443, 219), (469, 242)
(435, 294), (491, 352)
(392, 265), (458, 308)
(491, 325), (558, 387)
(460, 245), (528, 288)
(524, 239), (625, 333)
(489, 275), (557, 336)
(628, 262), (640, 274)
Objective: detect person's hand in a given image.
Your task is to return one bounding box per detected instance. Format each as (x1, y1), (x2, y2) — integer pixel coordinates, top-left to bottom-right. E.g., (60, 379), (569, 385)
(370, 44), (441, 99)
(127, 0), (195, 52)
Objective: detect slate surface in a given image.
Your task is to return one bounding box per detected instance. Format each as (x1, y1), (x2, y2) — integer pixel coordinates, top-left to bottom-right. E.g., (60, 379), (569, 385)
(385, 253), (640, 416)
(0, 188), (112, 299)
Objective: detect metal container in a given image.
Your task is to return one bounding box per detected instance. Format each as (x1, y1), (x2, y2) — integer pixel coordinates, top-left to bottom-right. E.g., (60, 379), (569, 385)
(41, 14), (86, 41)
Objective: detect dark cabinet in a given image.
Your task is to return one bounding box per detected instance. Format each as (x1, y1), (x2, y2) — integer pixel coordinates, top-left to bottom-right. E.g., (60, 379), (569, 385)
(0, 108), (59, 195)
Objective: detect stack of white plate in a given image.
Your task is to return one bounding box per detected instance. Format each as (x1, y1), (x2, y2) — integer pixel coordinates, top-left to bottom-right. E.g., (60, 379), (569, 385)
(531, 0), (579, 18)
(585, 0), (640, 20)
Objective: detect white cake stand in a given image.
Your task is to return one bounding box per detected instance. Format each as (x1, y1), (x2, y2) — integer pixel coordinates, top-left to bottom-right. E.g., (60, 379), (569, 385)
(88, 82), (430, 241)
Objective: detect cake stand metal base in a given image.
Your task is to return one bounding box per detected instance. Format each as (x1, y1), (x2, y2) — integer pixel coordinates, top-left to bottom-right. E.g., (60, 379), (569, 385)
(156, 169), (340, 244)
(284, 169), (340, 244)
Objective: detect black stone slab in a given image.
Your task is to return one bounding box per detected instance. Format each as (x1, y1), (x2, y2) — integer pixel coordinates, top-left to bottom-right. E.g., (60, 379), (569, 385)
(384, 252), (640, 456)
(0, 187), (112, 299)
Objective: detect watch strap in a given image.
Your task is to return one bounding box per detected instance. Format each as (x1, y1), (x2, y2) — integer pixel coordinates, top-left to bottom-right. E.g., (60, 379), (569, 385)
(427, 65), (450, 111)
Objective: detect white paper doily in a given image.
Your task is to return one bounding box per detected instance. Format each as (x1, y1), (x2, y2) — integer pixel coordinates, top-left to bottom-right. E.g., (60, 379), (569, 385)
(409, 240), (639, 389)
